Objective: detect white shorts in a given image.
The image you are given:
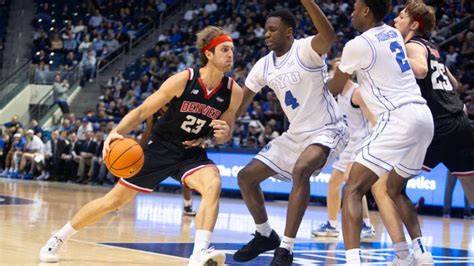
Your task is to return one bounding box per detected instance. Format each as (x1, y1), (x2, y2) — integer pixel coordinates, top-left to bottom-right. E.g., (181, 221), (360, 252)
(355, 104), (434, 178)
(255, 122), (347, 181)
(333, 139), (359, 173)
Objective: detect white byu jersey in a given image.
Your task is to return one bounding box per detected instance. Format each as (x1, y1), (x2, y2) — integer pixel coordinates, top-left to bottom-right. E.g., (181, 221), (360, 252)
(339, 24), (426, 116)
(337, 82), (371, 143)
(246, 37), (342, 134)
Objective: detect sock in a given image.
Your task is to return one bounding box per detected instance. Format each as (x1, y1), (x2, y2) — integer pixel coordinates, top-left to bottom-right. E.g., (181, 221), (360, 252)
(192, 230), (211, 254)
(183, 199), (192, 207)
(55, 222), (78, 241)
(363, 218), (371, 227)
(345, 248), (361, 264)
(329, 220), (338, 228)
(412, 237), (426, 258)
(280, 236), (295, 253)
(393, 241), (410, 259)
(255, 221), (272, 237)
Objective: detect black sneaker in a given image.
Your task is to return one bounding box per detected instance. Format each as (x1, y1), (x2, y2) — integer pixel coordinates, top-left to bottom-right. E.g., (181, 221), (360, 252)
(233, 230), (280, 262)
(183, 205), (196, 216)
(270, 247), (293, 266)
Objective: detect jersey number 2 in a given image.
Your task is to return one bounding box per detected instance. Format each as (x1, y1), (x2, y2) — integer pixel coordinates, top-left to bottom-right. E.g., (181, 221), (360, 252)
(285, 91), (300, 109)
(181, 115), (206, 134)
(390, 41), (411, 73)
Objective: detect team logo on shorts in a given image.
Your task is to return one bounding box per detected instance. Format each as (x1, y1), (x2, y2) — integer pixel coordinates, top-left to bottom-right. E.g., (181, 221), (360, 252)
(262, 143), (271, 152)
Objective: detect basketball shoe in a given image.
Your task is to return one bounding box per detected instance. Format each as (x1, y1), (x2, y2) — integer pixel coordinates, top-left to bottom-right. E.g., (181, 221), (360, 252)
(39, 235), (63, 262)
(312, 221), (339, 237)
(233, 230), (280, 262)
(188, 248), (225, 266)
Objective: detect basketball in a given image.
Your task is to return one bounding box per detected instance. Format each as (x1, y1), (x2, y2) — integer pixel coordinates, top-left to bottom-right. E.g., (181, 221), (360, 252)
(105, 138), (144, 179)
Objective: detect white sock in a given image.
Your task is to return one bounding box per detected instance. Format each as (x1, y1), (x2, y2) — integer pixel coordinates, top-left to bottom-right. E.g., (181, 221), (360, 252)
(280, 236), (295, 253)
(184, 199), (192, 207)
(329, 219), (337, 227)
(363, 218), (371, 227)
(412, 237), (427, 257)
(192, 230), (211, 254)
(54, 222), (78, 241)
(255, 221), (272, 237)
(393, 241), (410, 259)
(345, 248), (361, 264)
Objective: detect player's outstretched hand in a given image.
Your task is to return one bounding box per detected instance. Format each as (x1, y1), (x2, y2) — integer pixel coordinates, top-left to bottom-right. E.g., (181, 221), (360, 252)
(210, 119), (230, 143)
(103, 131), (124, 159)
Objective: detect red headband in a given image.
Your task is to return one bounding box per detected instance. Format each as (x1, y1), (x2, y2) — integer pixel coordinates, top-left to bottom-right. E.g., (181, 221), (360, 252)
(413, 17), (425, 32)
(202, 35), (233, 53)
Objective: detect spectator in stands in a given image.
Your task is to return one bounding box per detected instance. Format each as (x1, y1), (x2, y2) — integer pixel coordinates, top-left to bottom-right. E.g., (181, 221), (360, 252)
(258, 124), (279, 146)
(89, 9), (103, 28)
(78, 35), (92, 55)
(34, 61), (50, 84)
(3, 115), (23, 135)
(52, 74), (70, 114)
(28, 119), (43, 136)
(18, 129), (44, 179)
(50, 34), (64, 53)
(80, 48), (97, 83)
(62, 51), (77, 71)
(231, 121), (246, 148)
(75, 130), (97, 184)
(62, 28), (77, 52)
(76, 118), (93, 141)
(60, 132), (80, 182)
(0, 133), (10, 172)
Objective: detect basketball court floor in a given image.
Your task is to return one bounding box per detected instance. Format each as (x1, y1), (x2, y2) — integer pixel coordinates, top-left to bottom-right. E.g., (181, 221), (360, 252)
(1, 178), (473, 265)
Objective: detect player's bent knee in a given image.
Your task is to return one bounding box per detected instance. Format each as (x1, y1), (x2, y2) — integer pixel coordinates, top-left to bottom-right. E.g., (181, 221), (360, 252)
(202, 177), (221, 197)
(237, 167), (253, 187)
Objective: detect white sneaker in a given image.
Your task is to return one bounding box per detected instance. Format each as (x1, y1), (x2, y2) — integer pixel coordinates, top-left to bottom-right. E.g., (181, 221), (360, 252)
(390, 253), (415, 266)
(188, 248), (225, 266)
(39, 236), (64, 262)
(415, 252), (434, 265)
(360, 224), (376, 239)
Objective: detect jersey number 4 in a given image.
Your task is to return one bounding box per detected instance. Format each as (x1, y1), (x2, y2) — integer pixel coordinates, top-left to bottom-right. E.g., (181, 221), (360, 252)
(390, 41), (411, 73)
(181, 115), (206, 134)
(285, 91), (300, 109)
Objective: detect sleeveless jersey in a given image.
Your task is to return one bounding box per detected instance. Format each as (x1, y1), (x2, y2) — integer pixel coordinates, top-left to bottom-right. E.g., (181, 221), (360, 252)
(407, 36), (464, 120)
(245, 36), (342, 134)
(339, 24), (426, 116)
(337, 82), (371, 143)
(153, 68), (233, 142)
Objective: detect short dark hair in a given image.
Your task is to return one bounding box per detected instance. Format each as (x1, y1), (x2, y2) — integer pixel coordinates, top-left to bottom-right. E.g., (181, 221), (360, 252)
(363, 0), (391, 22)
(267, 9), (297, 30)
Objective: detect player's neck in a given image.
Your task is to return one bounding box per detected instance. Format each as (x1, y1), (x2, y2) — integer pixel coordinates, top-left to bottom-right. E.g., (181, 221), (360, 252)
(199, 66), (224, 91)
(274, 38), (294, 57)
(403, 31), (417, 43)
(363, 21), (384, 32)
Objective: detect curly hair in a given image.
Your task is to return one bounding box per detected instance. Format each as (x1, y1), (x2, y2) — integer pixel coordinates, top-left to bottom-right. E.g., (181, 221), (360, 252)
(196, 26), (230, 65)
(363, 0), (391, 22)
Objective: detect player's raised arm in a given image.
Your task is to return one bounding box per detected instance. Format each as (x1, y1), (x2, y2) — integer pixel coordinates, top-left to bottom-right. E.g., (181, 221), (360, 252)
(302, 0), (336, 56)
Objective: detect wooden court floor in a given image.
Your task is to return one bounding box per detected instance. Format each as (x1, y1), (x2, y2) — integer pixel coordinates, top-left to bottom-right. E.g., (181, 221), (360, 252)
(0, 179), (473, 265)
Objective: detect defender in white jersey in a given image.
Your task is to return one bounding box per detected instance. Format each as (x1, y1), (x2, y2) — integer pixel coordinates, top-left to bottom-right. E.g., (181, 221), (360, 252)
(328, 0), (434, 264)
(313, 58), (376, 239)
(233, 3), (346, 265)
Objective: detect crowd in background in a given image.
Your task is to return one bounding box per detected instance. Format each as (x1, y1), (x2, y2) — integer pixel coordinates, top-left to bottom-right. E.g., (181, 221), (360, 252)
(0, 0), (11, 69)
(31, 0), (177, 84)
(0, 0), (472, 215)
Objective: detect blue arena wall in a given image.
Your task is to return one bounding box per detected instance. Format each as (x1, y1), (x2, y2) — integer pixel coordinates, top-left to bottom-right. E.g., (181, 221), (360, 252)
(160, 149), (466, 208)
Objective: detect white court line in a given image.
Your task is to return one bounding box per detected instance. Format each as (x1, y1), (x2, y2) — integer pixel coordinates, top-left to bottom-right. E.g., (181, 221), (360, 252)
(69, 239), (188, 262)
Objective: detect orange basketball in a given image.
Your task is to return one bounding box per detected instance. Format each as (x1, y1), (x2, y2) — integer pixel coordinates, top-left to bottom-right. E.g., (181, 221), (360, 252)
(105, 138), (144, 179)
